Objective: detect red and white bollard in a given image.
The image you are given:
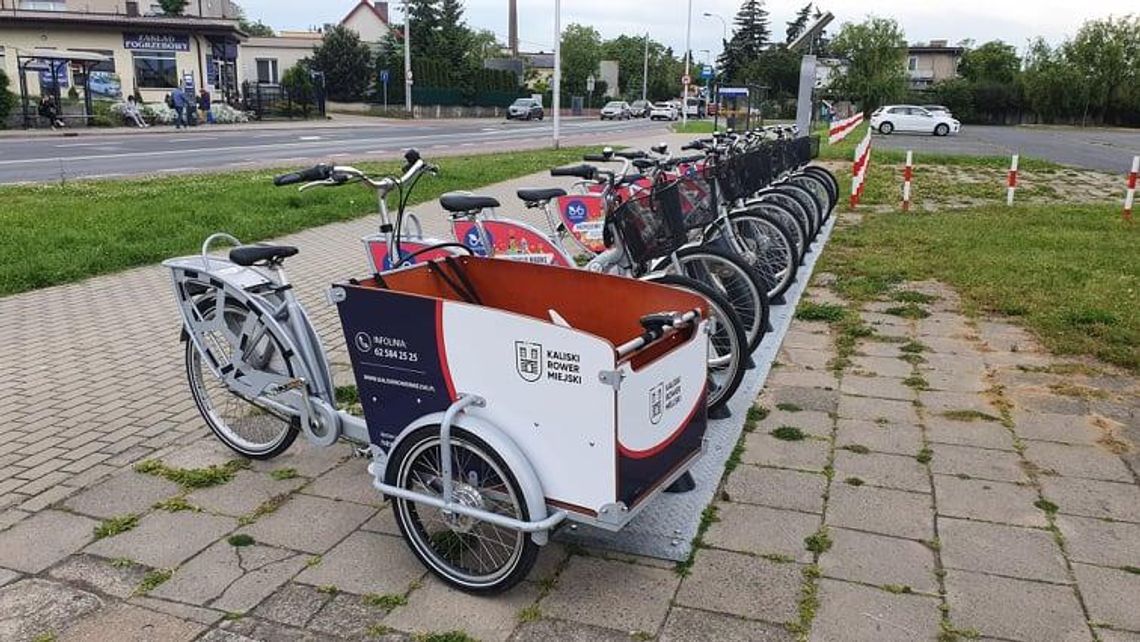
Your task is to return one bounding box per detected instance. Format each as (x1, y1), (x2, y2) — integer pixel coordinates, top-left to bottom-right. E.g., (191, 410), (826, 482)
(1006, 154), (1019, 206)
(901, 150), (913, 212)
(1124, 155), (1138, 222)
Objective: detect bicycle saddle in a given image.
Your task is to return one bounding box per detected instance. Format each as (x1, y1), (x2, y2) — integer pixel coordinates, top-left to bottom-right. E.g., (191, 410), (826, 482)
(516, 187), (567, 203)
(439, 193), (500, 212)
(229, 244), (299, 266)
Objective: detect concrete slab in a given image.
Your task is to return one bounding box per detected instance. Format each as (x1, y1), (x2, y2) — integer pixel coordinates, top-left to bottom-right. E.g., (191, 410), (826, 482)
(833, 451), (930, 493)
(250, 583), (330, 628)
(1023, 442), (1133, 482)
(186, 470), (305, 517)
(85, 510), (236, 569)
(704, 502), (820, 563)
(811, 579), (941, 642)
(944, 570), (1089, 641)
(1072, 563), (1140, 632)
(510, 618), (631, 642)
(0, 509), (98, 573)
(58, 602), (205, 642)
(0, 578), (104, 641)
(383, 576), (540, 642)
(1040, 477), (1140, 523)
(820, 528), (937, 593)
(826, 484), (933, 540)
(929, 443), (1027, 483)
(48, 553), (151, 599)
(295, 531), (424, 595)
(1055, 515), (1140, 568)
(933, 476), (1047, 528)
(674, 549), (801, 623)
(741, 432), (829, 472)
(661, 606), (794, 641)
(541, 555), (678, 633)
(939, 517), (1069, 583)
(835, 419), (924, 456)
(723, 465), (826, 514)
(239, 493), (374, 554)
(302, 457), (385, 507)
(62, 470), (182, 520)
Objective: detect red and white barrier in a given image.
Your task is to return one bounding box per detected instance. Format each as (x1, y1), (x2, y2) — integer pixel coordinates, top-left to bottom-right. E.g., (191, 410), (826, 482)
(1124, 155), (1138, 222)
(829, 112), (864, 144)
(1006, 154), (1019, 206)
(850, 128), (872, 209)
(901, 150), (913, 212)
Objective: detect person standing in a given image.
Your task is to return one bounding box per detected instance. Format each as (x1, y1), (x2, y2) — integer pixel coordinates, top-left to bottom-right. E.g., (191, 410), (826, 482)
(198, 88), (214, 124)
(171, 85), (189, 129)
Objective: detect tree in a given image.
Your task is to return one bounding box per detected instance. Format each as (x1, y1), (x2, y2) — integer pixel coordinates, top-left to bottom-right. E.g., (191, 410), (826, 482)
(231, 3), (274, 36)
(785, 3), (812, 45)
(601, 34), (680, 100)
(407, 0), (441, 59)
(719, 0), (772, 82)
(280, 62), (316, 117)
(0, 69), (15, 128)
(959, 41), (1019, 84)
(1021, 38), (1087, 123)
(560, 24), (603, 95)
(311, 25), (374, 101)
(829, 16), (908, 110)
(158, 0), (188, 16)
(1063, 15), (1140, 124)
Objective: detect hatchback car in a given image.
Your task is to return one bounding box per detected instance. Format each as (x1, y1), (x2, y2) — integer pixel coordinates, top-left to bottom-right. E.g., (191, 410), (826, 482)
(870, 105), (960, 136)
(649, 102), (678, 121)
(629, 100), (651, 118)
(600, 101), (632, 120)
(507, 98), (544, 121)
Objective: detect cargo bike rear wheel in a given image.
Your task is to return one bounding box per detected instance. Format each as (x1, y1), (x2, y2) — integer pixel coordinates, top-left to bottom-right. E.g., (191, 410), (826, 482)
(386, 425), (540, 593)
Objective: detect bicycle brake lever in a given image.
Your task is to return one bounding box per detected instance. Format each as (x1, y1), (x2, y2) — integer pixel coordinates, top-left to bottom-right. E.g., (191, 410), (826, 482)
(298, 178), (336, 192)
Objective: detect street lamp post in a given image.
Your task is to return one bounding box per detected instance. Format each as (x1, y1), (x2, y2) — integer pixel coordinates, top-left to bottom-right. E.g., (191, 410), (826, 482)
(553, 0), (561, 148)
(403, 0), (412, 115)
(703, 11), (727, 44)
(642, 32), (649, 102)
(682, 0), (692, 127)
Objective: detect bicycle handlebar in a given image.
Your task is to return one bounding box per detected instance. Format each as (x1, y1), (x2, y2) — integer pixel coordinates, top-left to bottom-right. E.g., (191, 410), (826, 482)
(614, 150), (647, 159)
(274, 164), (332, 186)
(550, 164), (597, 180)
(582, 154), (612, 162)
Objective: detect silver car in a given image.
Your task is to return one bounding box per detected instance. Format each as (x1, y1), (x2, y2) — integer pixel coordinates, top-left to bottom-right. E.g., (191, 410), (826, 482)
(600, 101), (631, 120)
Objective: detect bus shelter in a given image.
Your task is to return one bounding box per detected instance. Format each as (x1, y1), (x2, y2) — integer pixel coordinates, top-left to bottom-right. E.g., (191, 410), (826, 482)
(15, 49), (111, 129)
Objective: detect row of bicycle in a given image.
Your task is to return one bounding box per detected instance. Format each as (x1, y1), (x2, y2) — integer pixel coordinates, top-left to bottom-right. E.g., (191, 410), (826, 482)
(163, 126), (837, 592)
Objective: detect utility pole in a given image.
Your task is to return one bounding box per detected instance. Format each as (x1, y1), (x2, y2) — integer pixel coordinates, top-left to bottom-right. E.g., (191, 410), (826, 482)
(682, 0), (692, 126)
(553, 0), (561, 148)
(642, 32), (649, 102)
(404, 0), (412, 115)
(508, 0), (519, 57)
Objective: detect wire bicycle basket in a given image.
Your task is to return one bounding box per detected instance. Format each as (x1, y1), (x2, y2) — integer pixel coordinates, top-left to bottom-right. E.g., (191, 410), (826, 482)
(674, 164), (719, 230)
(610, 179), (688, 265)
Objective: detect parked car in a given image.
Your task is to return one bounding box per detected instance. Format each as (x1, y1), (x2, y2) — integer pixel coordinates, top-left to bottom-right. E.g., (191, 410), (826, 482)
(870, 105), (960, 136)
(683, 97), (706, 119)
(649, 102), (678, 121)
(506, 98), (544, 121)
(600, 101), (632, 120)
(629, 99), (652, 118)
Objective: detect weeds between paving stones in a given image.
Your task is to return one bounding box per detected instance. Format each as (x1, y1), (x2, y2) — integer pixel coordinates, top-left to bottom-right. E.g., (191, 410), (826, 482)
(891, 290), (938, 304)
(804, 529), (833, 555)
(93, 514), (139, 539)
(747, 405), (770, 422)
(787, 564), (822, 637)
(270, 467), (299, 480)
(839, 443), (871, 454)
(1123, 566), (1140, 575)
(153, 496), (199, 512)
(362, 593), (408, 609)
(1034, 499), (1059, 515)
(760, 553), (796, 563)
(1048, 382), (1110, 400)
(922, 538), (942, 552)
(676, 504), (720, 576)
(317, 585), (339, 595)
(415, 632), (478, 642)
(771, 426), (807, 441)
(899, 352), (927, 365)
(516, 604), (541, 623)
(366, 624), (394, 637)
(134, 458), (248, 489)
(795, 301), (847, 322)
(844, 476), (865, 486)
(306, 555), (322, 568)
(900, 340), (928, 353)
(134, 568), (173, 595)
(631, 631), (654, 641)
(110, 557), (136, 568)
(776, 402), (803, 412)
(238, 492), (291, 526)
(31, 633), (55, 642)
(222, 612), (243, 621)
(884, 303), (931, 320)
(882, 584), (913, 594)
(915, 448), (934, 464)
(227, 533), (255, 547)
(903, 374), (930, 390)
(941, 409), (1000, 422)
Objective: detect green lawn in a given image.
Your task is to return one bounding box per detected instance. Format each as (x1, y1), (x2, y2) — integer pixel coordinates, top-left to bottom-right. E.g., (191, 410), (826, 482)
(672, 120), (717, 134)
(821, 204), (1139, 372)
(0, 147), (593, 296)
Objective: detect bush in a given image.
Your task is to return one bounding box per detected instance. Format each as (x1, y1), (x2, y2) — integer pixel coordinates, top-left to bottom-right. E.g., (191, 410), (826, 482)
(0, 69), (15, 128)
(90, 100), (116, 127)
(212, 103), (249, 124)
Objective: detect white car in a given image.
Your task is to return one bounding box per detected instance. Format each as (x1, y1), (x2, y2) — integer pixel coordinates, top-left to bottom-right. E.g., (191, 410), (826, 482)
(871, 105), (960, 136)
(649, 102), (678, 121)
(600, 101), (632, 120)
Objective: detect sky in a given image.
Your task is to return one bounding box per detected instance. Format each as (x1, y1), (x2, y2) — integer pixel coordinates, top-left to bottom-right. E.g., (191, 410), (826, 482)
(239, 0), (1138, 61)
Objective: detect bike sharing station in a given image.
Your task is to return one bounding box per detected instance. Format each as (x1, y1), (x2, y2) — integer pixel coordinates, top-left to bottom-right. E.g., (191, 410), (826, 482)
(162, 13), (840, 594)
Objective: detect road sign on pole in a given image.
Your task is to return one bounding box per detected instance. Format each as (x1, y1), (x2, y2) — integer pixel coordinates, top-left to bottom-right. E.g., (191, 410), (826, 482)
(586, 74), (595, 93)
(380, 69), (389, 111)
(681, 74), (691, 85)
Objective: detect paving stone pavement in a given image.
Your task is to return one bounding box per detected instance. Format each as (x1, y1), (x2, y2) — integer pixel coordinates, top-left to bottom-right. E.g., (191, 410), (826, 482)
(2, 173), (1139, 639)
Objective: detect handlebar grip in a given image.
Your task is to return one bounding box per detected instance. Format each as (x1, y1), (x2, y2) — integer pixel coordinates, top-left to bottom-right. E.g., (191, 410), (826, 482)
(582, 154), (611, 162)
(550, 164), (597, 180)
(274, 164), (331, 186)
(617, 172), (645, 186)
(614, 150), (647, 159)
(632, 159), (657, 170)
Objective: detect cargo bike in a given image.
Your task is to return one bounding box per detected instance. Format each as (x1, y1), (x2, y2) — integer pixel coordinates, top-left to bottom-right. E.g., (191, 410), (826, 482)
(163, 151), (712, 592)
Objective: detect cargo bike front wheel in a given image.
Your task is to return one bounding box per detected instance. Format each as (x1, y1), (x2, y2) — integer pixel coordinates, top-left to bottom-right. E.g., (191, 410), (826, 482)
(387, 425), (540, 593)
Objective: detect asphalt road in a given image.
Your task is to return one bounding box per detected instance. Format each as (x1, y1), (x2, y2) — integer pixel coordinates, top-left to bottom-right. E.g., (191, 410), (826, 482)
(0, 117), (668, 184)
(870, 124), (1140, 173)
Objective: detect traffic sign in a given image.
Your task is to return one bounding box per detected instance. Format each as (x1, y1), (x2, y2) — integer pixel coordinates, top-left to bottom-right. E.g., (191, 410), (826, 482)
(699, 65), (714, 80)
(379, 69), (390, 84)
(681, 74), (691, 85)
(586, 74), (596, 92)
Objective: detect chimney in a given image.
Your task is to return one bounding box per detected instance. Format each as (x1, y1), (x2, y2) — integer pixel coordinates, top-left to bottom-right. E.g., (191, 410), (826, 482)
(508, 0), (518, 57)
(929, 39), (948, 48)
(374, 1), (388, 23)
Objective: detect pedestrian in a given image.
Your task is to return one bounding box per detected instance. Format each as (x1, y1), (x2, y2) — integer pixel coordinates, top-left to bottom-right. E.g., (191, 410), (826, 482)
(198, 88), (214, 124)
(123, 95), (149, 128)
(171, 85), (189, 129)
(38, 95), (66, 129)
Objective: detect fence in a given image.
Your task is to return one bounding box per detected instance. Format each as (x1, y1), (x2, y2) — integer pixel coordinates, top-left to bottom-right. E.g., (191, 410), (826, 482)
(241, 82), (325, 120)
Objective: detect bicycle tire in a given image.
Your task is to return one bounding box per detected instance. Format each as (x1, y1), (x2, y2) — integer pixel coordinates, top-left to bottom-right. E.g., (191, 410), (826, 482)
(643, 273), (747, 414)
(749, 188), (816, 241)
(741, 199), (807, 263)
(656, 245), (770, 352)
(772, 182), (823, 236)
(788, 174), (829, 226)
(706, 211), (798, 301)
(802, 165), (839, 214)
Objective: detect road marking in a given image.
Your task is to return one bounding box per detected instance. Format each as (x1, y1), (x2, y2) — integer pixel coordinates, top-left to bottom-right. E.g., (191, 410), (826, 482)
(299, 136), (322, 141)
(157, 167), (199, 173)
(365, 150), (388, 154)
(330, 153), (349, 157)
(169, 137), (216, 142)
(54, 142), (103, 148)
(81, 173), (125, 180)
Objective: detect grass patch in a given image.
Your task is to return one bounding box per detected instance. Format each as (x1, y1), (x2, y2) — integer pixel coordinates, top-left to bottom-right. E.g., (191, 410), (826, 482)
(839, 443), (871, 454)
(786, 564), (822, 636)
(903, 375), (930, 390)
(804, 528), (833, 555)
(153, 496), (199, 512)
(760, 553), (796, 563)
(1122, 565), (1140, 575)
(900, 340), (928, 353)
(517, 604), (541, 623)
(891, 290), (938, 304)
(415, 632), (478, 642)
(317, 584), (339, 595)
(941, 410), (1000, 422)
(1034, 499), (1059, 514)
(819, 202), (1140, 372)
(899, 352), (926, 365)
(676, 504), (720, 576)
(747, 405), (770, 422)
(366, 624), (394, 637)
(238, 493), (291, 526)
(109, 557), (136, 568)
(0, 147), (598, 296)
(671, 120), (717, 134)
(269, 468), (299, 481)
(135, 568), (173, 595)
(882, 584), (913, 594)
(776, 402), (803, 412)
(844, 476), (865, 486)
(227, 533), (255, 547)
(770, 426), (807, 441)
(796, 301), (847, 322)
(363, 593), (408, 609)
(915, 447), (934, 464)
(884, 303), (931, 319)
(94, 514), (139, 539)
(134, 458), (248, 489)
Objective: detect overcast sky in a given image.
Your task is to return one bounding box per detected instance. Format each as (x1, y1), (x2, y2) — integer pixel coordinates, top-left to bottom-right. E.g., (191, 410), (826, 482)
(240, 0), (1137, 60)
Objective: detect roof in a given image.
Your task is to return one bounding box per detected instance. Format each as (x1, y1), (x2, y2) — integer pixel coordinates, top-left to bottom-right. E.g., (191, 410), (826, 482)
(0, 9), (246, 37)
(15, 48), (112, 63)
(341, 0), (389, 26)
(908, 44), (965, 55)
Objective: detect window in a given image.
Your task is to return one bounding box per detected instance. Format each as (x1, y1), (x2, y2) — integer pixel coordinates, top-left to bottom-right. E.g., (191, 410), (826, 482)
(907, 56), (917, 71)
(205, 54), (218, 87)
(18, 0), (67, 10)
(72, 49), (115, 72)
(255, 58), (278, 84)
(133, 51), (177, 88)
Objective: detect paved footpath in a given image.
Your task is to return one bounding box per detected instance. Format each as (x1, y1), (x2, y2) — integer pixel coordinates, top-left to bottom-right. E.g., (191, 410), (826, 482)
(1, 153), (1139, 640)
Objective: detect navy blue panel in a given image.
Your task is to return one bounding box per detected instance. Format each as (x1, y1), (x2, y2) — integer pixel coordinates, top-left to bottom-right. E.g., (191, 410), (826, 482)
(335, 286), (454, 450)
(617, 393), (708, 507)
